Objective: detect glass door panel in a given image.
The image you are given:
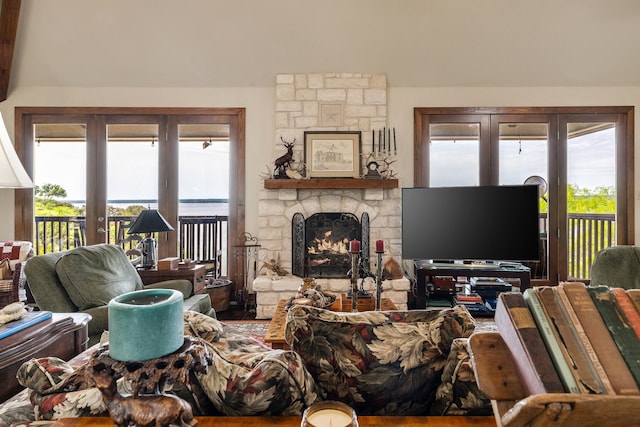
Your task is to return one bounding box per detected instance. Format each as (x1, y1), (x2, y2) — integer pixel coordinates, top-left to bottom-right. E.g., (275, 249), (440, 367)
(107, 124), (159, 255)
(429, 123), (480, 186)
(498, 122), (549, 280)
(566, 122), (616, 280)
(33, 123), (87, 254)
(178, 124), (230, 277)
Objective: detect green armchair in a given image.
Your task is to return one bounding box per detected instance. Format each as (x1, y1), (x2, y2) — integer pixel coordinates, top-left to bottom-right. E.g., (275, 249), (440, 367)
(590, 245), (640, 290)
(24, 244), (215, 345)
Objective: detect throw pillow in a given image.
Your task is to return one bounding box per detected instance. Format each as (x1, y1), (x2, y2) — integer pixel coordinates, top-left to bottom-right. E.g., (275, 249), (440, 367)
(0, 258), (11, 280)
(285, 305), (476, 416)
(55, 244), (143, 310)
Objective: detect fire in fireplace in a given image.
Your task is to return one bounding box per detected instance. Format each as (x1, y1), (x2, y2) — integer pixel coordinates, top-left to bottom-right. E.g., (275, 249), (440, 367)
(292, 212), (370, 278)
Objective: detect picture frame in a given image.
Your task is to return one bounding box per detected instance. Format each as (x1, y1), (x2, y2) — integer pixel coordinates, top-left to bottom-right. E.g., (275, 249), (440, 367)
(304, 131), (361, 178)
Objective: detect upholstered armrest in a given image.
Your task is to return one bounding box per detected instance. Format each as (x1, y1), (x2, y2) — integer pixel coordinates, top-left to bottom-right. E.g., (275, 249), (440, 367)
(82, 306), (108, 339)
(144, 279), (193, 298)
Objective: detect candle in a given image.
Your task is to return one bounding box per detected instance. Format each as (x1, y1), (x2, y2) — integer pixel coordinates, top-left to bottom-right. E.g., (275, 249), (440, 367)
(393, 127), (397, 153)
(382, 127), (386, 152)
(378, 129), (381, 153)
(349, 240), (361, 253)
(388, 128), (391, 153)
(375, 239), (385, 253)
(302, 401), (356, 427)
(306, 409), (353, 427)
(371, 129), (375, 153)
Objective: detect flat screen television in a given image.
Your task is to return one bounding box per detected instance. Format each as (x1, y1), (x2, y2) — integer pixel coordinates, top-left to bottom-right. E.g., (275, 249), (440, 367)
(401, 185), (540, 263)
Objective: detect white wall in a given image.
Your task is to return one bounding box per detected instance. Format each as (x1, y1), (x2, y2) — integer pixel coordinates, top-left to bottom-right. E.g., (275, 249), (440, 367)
(1, 84), (639, 241)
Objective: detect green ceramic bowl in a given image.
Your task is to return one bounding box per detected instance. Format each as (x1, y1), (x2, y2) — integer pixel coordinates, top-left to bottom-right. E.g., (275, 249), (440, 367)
(108, 288), (183, 361)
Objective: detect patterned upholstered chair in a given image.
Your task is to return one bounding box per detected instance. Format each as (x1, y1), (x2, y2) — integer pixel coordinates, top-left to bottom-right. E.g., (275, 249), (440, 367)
(0, 241), (34, 308)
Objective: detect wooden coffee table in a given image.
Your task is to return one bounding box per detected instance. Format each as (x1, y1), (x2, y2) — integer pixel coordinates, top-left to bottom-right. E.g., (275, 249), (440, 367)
(264, 297), (397, 350)
(53, 415), (496, 426)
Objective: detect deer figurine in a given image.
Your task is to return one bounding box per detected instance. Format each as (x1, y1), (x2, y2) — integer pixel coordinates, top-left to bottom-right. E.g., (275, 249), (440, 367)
(273, 137), (295, 178)
(91, 367), (196, 427)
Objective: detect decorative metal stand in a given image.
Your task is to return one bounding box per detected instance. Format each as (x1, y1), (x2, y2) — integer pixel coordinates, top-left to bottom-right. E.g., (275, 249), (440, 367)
(233, 232), (261, 311)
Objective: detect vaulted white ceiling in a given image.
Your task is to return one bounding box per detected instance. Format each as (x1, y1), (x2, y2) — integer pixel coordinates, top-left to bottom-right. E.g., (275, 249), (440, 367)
(10, 0), (640, 90)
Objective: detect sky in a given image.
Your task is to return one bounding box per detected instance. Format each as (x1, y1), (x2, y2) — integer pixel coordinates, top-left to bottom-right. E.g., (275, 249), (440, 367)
(431, 127), (616, 190)
(34, 140), (230, 202)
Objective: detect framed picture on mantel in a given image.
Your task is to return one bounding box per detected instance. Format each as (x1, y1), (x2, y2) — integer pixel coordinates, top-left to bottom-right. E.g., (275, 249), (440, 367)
(304, 131), (361, 178)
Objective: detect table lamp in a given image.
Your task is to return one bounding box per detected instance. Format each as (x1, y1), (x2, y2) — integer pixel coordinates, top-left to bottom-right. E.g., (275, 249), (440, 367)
(127, 209), (174, 269)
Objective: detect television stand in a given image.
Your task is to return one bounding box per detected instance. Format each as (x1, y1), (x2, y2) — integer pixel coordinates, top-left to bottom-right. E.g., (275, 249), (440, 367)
(413, 260), (531, 309)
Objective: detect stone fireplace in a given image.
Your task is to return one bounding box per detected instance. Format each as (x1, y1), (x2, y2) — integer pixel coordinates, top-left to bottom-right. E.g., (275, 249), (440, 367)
(253, 72), (409, 318)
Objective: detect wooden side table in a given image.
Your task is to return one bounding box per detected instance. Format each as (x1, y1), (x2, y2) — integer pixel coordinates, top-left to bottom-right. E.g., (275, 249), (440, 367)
(0, 312), (91, 403)
(265, 297), (397, 350)
(137, 265), (207, 295)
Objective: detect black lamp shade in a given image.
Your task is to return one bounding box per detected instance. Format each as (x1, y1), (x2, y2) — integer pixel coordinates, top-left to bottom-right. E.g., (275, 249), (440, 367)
(128, 209), (174, 234)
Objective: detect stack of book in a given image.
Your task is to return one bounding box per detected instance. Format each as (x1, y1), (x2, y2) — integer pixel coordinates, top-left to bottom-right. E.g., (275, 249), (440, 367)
(0, 310), (52, 339)
(468, 277), (513, 299)
(453, 291), (491, 315)
(495, 284), (640, 396)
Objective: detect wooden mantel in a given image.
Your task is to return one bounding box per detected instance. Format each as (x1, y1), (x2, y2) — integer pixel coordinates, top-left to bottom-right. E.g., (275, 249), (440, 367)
(263, 178), (398, 190)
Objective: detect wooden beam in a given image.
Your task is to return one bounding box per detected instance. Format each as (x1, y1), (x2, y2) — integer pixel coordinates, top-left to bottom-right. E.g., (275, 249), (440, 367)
(0, 0), (21, 102)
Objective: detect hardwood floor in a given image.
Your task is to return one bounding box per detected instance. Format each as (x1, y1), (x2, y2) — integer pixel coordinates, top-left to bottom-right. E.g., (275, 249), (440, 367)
(214, 301), (257, 321)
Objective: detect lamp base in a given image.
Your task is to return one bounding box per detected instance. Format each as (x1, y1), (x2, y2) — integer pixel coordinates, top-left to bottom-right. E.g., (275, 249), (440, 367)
(141, 238), (158, 269)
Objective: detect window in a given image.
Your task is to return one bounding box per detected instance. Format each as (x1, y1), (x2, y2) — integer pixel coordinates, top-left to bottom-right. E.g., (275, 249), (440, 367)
(414, 107), (634, 283)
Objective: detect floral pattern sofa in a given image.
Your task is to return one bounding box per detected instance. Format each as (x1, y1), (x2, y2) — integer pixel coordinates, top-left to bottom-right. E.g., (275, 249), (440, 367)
(0, 307), (491, 426)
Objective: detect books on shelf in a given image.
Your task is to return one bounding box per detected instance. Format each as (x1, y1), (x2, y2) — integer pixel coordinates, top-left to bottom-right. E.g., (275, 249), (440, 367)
(588, 286), (640, 387)
(551, 283), (639, 395)
(610, 287), (640, 341)
(494, 292), (565, 395)
(533, 287), (606, 394)
(555, 284), (616, 394)
(453, 291), (489, 315)
(0, 310), (52, 339)
(454, 291), (483, 304)
(495, 282), (640, 397)
(523, 288), (581, 393)
(627, 289), (640, 314)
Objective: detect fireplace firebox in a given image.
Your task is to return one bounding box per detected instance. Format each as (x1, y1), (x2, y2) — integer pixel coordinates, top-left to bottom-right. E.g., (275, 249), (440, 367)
(292, 212), (370, 278)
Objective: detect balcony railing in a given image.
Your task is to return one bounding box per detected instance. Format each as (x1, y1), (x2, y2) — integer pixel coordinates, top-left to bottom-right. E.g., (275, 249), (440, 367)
(567, 213), (615, 279)
(34, 215), (229, 277)
(33, 212), (614, 282)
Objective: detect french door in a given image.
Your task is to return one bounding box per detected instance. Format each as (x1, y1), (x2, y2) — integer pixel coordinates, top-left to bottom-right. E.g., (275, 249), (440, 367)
(414, 106), (633, 284)
(14, 107), (245, 285)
